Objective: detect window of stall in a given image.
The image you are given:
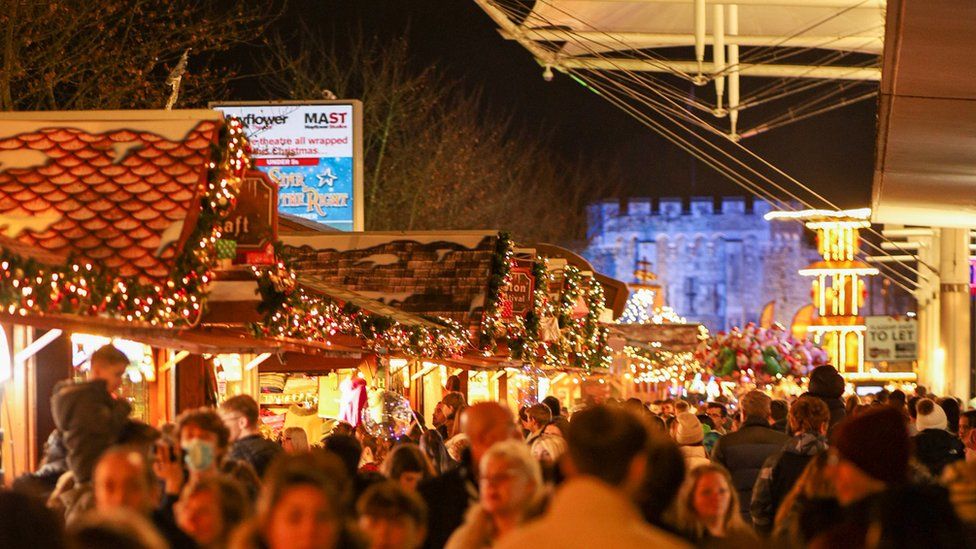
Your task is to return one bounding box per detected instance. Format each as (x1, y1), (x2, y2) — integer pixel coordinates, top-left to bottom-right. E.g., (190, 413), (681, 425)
(70, 334), (154, 422)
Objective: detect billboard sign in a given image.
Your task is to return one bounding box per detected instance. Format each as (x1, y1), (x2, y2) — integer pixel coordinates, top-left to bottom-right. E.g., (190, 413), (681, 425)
(865, 316), (918, 362)
(211, 101), (363, 231)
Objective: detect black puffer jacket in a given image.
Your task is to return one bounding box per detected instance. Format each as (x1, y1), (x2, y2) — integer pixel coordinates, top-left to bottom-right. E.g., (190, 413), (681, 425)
(50, 379), (131, 483)
(914, 428), (965, 477)
(712, 418), (790, 523)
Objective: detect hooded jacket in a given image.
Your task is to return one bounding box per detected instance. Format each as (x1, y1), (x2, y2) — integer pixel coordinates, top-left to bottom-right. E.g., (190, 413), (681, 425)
(50, 378), (131, 483)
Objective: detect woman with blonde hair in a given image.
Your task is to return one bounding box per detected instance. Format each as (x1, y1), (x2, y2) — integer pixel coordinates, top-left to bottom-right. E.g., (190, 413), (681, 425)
(670, 463), (755, 544)
(445, 440), (543, 549)
(282, 427), (310, 454)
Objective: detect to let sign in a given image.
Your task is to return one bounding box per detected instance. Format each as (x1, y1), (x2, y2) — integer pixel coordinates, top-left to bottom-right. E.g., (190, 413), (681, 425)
(229, 170), (278, 265)
(865, 316), (918, 361)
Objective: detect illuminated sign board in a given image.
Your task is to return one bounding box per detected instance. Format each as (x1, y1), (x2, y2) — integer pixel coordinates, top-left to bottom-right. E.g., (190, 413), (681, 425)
(211, 101), (364, 231)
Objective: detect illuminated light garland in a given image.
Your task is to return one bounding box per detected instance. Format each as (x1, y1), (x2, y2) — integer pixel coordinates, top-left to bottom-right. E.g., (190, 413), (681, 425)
(624, 345), (704, 385)
(251, 261), (469, 360)
(0, 119), (249, 327)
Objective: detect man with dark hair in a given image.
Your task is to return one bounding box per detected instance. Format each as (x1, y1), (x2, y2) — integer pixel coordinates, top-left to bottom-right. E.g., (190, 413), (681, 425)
(218, 394), (281, 477)
(960, 410), (976, 442)
(706, 402), (729, 432)
(542, 396), (570, 438)
(358, 481), (428, 549)
(496, 406), (689, 548)
(711, 390), (789, 524)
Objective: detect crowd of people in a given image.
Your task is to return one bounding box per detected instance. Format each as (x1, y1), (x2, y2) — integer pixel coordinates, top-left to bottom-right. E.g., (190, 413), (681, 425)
(2, 345), (976, 548)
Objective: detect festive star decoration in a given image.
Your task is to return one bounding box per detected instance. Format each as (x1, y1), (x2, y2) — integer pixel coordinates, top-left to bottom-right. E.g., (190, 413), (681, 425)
(316, 169), (338, 188)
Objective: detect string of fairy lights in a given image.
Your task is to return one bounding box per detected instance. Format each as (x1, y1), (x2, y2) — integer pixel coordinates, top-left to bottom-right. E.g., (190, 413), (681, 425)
(251, 261), (471, 360)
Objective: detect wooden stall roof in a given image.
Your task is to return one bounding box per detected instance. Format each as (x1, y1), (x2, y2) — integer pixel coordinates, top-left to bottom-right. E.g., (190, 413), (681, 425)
(280, 230), (501, 329)
(0, 110), (224, 286)
(605, 322), (703, 352)
(533, 242), (629, 318)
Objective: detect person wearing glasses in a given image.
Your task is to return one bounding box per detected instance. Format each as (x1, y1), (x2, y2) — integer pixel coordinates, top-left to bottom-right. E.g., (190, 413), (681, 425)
(445, 440), (542, 549)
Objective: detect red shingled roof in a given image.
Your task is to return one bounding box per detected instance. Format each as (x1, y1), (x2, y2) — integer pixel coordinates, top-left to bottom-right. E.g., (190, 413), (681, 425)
(0, 119), (219, 285)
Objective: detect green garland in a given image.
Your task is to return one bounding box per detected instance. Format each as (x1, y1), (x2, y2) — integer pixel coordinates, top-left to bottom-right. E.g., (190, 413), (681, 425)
(477, 231), (514, 351)
(250, 261), (469, 360)
(0, 120), (248, 327)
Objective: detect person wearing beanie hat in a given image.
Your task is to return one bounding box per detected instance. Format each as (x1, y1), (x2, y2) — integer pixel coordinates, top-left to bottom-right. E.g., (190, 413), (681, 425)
(831, 406), (910, 501)
(812, 406), (926, 547)
(674, 412), (709, 471)
(913, 398), (964, 476)
(805, 365), (846, 434)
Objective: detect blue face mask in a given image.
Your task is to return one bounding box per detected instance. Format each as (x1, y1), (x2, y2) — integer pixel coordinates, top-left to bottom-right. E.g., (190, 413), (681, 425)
(182, 439), (217, 472)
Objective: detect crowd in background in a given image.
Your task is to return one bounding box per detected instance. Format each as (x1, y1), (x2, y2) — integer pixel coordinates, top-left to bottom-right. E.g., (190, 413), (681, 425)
(2, 344), (976, 548)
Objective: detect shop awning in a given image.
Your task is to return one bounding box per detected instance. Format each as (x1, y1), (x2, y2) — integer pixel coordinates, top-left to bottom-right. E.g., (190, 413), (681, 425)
(872, 0), (976, 227)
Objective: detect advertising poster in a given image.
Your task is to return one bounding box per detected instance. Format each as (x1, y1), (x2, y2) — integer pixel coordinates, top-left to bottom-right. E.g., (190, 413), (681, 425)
(865, 316), (918, 362)
(211, 101), (363, 231)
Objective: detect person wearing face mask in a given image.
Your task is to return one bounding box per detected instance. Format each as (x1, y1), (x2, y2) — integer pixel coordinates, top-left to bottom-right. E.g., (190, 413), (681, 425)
(156, 408), (261, 516)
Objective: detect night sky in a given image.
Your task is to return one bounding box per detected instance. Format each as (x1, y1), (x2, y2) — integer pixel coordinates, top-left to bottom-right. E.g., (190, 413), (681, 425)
(289, 1), (877, 209)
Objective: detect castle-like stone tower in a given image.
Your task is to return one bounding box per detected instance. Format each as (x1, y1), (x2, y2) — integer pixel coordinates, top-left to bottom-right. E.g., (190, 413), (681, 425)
(584, 197), (820, 333)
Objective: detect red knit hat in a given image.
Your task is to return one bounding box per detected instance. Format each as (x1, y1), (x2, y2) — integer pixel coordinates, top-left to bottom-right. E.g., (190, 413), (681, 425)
(832, 406), (911, 484)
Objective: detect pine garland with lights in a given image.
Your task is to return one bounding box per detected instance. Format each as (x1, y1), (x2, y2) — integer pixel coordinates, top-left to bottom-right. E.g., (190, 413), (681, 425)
(477, 232), (515, 351)
(0, 119), (249, 327)
(251, 261), (469, 360)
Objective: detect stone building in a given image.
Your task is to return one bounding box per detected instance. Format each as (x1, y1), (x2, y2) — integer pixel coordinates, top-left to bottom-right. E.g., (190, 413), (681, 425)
(583, 197), (820, 332)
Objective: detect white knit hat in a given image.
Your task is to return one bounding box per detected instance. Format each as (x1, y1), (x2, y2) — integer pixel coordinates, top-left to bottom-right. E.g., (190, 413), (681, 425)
(675, 412), (704, 445)
(916, 398), (948, 431)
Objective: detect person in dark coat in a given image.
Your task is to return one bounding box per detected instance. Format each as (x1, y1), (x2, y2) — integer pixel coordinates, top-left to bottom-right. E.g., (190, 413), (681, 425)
(810, 406), (912, 548)
(419, 402), (516, 549)
(751, 396), (830, 534)
(51, 344), (133, 486)
(711, 390), (789, 524)
(804, 365), (846, 435)
(913, 398), (965, 476)
(218, 394), (282, 478)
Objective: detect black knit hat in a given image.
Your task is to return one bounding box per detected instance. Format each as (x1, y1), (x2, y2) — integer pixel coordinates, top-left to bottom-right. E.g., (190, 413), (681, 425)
(808, 365), (845, 398)
(832, 406), (910, 484)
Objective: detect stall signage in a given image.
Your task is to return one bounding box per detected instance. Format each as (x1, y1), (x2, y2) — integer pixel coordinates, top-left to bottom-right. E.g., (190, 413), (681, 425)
(211, 101), (363, 231)
(507, 267), (535, 317)
(865, 316), (918, 361)
(229, 171), (277, 265)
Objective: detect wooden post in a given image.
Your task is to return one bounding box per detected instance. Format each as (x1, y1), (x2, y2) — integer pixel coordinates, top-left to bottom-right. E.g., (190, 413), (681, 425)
(497, 371), (508, 407)
(33, 331), (72, 463)
(175, 354), (210, 413)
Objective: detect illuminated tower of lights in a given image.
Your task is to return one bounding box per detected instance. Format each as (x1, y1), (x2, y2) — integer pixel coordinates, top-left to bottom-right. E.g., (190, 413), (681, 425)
(765, 208), (879, 373)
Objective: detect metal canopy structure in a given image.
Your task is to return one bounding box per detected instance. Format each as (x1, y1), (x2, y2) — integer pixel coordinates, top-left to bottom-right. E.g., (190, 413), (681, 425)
(476, 0), (884, 138)
(872, 0), (976, 227)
